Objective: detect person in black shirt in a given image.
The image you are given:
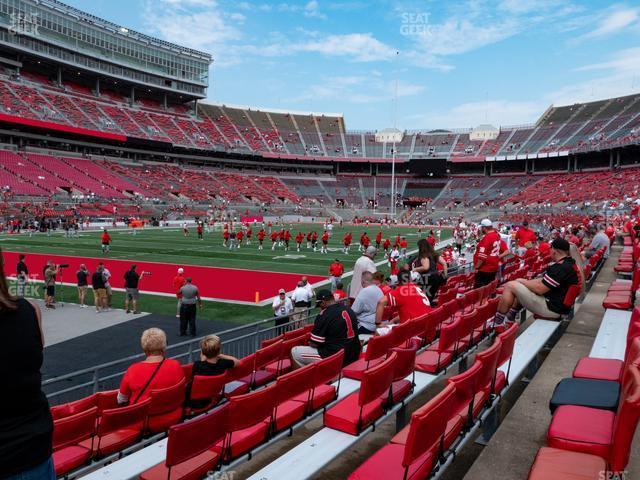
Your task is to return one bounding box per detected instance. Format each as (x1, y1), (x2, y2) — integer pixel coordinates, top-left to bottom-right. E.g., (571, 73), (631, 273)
(76, 264), (89, 308)
(291, 289), (361, 368)
(91, 265), (107, 313)
(186, 335), (239, 409)
(123, 265), (142, 314)
(16, 254), (28, 298)
(0, 247), (55, 479)
(494, 238), (580, 330)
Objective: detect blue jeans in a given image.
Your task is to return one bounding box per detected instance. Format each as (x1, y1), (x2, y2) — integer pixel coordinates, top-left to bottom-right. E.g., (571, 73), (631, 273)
(4, 457), (55, 480)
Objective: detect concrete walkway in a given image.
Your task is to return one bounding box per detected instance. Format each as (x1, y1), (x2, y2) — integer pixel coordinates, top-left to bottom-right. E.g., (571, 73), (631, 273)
(464, 246), (640, 479)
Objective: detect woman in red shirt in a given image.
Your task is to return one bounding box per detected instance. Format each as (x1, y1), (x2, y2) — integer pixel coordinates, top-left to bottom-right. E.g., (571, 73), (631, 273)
(117, 328), (184, 405)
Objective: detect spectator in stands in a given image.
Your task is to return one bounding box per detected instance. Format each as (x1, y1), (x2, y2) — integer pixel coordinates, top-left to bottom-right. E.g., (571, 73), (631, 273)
(333, 281), (348, 302)
(291, 281), (313, 325)
(179, 277), (202, 337)
(117, 328), (184, 405)
(43, 261), (58, 309)
(585, 225), (611, 258)
(16, 253), (27, 298)
(291, 290), (360, 368)
(91, 264), (108, 313)
(515, 220), (536, 256)
(350, 246), (377, 301)
(76, 264), (89, 308)
(173, 268), (186, 318)
(474, 219), (504, 288)
(411, 238), (447, 302)
(494, 238), (580, 330)
(273, 288), (293, 333)
(0, 247), (55, 480)
(538, 236), (551, 256)
(124, 265), (141, 314)
(328, 259), (344, 292)
(352, 271), (383, 335)
(186, 335), (239, 409)
(375, 269), (432, 324)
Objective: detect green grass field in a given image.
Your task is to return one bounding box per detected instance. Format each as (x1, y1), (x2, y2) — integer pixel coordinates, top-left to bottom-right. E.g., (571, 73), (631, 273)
(2, 224), (452, 324)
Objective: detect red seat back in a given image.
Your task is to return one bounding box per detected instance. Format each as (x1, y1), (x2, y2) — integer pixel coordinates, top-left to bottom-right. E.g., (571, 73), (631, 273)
(227, 354), (255, 382)
(313, 350), (344, 386)
(402, 383), (456, 467)
(438, 316), (461, 354)
(447, 361), (482, 402)
(284, 327), (308, 340)
(441, 299), (457, 323)
(422, 307), (443, 344)
(389, 339), (419, 382)
(95, 390), (120, 414)
(281, 333), (310, 360)
(390, 320), (413, 348)
(358, 352), (397, 407)
(52, 406), (98, 451)
(181, 363), (193, 382)
(497, 323), (518, 369)
(255, 340), (284, 370)
(98, 398), (150, 437)
(611, 365), (640, 472)
(50, 394), (98, 421)
(190, 374), (227, 406)
(148, 379), (186, 416)
(475, 338), (502, 391)
(165, 404), (228, 470)
(459, 309), (478, 344)
(364, 332), (393, 361)
(228, 384), (276, 432)
(261, 334), (285, 349)
(275, 365), (314, 404)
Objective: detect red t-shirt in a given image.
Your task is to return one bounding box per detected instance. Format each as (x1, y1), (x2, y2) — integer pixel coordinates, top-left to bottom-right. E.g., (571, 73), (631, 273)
(538, 241), (551, 255)
(173, 275), (186, 298)
(101, 232), (111, 244)
(322, 232), (330, 243)
(257, 230), (266, 240)
(270, 232), (278, 241)
(475, 230), (503, 273)
(329, 262), (344, 276)
(515, 227), (537, 247)
(333, 289), (347, 301)
(400, 240), (408, 248)
(386, 283), (432, 323)
(119, 359), (184, 404)
(375, 232), (382, 244)
(296, 233), (304, 243)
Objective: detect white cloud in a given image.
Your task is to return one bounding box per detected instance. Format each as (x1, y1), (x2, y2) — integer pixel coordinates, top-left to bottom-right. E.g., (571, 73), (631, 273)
(297, 33), (397, 61)
(405, 99), (544, 130)
(586, 6), (640, 38)
(304, 0), (326, 19)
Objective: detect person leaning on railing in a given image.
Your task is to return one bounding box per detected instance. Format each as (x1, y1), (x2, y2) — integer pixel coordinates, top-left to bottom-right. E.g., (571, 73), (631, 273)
(117, 328), (184, 406)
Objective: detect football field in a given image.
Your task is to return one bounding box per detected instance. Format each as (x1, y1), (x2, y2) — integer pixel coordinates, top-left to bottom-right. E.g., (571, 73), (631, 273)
(1, 223), (452, 323)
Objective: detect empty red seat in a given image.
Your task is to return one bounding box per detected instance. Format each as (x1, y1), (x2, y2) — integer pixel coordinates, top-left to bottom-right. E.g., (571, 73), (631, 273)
(547, 365), (640, 472)
(349, 383), (457, 479)
(414, 316), (460, 373)
(447, 361), (483, 428)
(250, 340), (283, 387)
(147, 379), (186, 434)
(473, 338), (502, 415)
(50, 393), (98, 421)
(293, 350), (344, 413)
(527, 447), (607, 480)
(343, 333), (393, 380)
(52, 406), (98, 476)
(273, 366), (314, 432)
(383, 339), (419, 406)
(215, 384), (276, 461)
(602, 294), (633, 310)
(140, 404), (228, 480)
(324, 353), (397, 435)
(492, 323), (519, 395)
(265, 333), (309, 375)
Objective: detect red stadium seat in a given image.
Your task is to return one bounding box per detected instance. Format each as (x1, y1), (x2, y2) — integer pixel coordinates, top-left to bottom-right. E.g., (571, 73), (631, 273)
(224, 354), (254, 398)
(294, 350), (344, 413)
(473, 338), (502, 415)
(184, 373), (227, 417)
(547, 365), (640, 472)
(414, 316), (460, 373)
(492, 323), (519, 395)
(140, 405), (228, 480)
(147, 379), (186, 434)
(272, 366), (314, 432)
(382, 339), (419, 406)
(50, 393), (98, 421)
(343, 332), (394, 380)
(527, 447), (607, 480)
(52, 407), (98, 476)
(324, 353), (397, 435)
(250, 340), (283, 387)
(447, 361), (483, 428)
(265, 333), (310, 375)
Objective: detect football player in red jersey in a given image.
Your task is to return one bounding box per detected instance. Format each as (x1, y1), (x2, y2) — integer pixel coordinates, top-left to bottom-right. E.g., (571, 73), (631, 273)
(284, 229), (292, 251)
(321, 230), (330, 254)
(236, 229), (244, 249)
(270, 230), (278, 250)
(246, 227), (252, 245)
(295, 231), (304, 251)
(375, 231), (383, 249)
(343, 232), (352, 254)
(257, 229), (266, 250)
(382, 237), (391, 257)
(311, 231), (318, 251)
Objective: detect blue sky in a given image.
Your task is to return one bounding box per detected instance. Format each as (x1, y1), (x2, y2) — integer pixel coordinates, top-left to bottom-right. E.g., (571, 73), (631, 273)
(63, 0), (640, 130)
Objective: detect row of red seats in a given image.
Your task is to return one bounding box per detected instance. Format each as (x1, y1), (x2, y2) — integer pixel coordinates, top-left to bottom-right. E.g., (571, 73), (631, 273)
(528, 307), (640, 479)
(349, 323), (518, 478)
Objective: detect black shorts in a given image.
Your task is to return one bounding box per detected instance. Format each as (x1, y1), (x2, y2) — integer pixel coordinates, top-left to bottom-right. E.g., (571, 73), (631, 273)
(46, 285), (55, 297)
(474, 271), (497, 288)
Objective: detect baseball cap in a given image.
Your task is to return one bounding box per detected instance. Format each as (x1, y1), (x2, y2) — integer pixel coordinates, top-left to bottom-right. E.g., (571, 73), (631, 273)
(365, 246), (377, 256)
(278, 288), (286, 294)
(551, 237), (570, 252)
(523, 220), (529, 226)
(177, 268), (184, 274)
(315, 289), (333, 306)
(480, 219), (492, 227)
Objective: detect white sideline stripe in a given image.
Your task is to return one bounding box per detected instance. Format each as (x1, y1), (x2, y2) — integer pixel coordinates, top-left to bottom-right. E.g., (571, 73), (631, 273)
(589, 309), (633, 361)
(250, 320), (560, 480)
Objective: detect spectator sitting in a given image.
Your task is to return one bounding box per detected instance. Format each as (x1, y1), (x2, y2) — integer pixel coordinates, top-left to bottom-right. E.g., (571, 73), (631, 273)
(332, 281), (348, 301)
(522, 241), (538, 261)
(117, 328), (184, 405)
(186, 335), (239, 409)
(494, 238), (581, 331)
(375, 269), (432, 325)
(585, 225), (611, 258)
(351, 272), (383, 335)
(291, 290), (361, 368)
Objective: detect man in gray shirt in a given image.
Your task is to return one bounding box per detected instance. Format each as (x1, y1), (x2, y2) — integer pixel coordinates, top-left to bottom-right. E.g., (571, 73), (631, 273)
(179, 277), (202, 337)
(351, 271), (383, 334)
(586, 226), (611, 258)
